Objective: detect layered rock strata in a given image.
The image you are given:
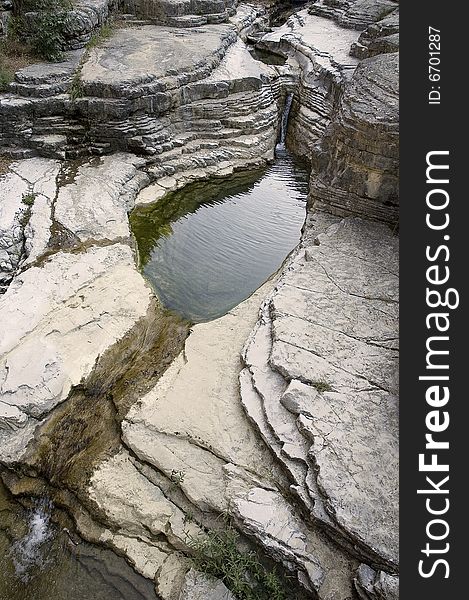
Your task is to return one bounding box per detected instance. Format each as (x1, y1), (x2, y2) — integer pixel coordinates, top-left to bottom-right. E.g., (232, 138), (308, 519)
(0, 2), (399, 599)
(309, 0), (397, 30)
(240, 214), (398, 572)
(131, 0), (238, 27)
(350, 6), (398, 58)
(256, 7), (398, 224)
(309, 51), (399, 224)
(0, 154), (152, 457)
(0, 4), (280, 176)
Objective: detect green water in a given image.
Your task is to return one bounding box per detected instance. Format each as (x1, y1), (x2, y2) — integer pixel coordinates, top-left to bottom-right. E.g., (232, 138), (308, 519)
(131, 151), (309, 323)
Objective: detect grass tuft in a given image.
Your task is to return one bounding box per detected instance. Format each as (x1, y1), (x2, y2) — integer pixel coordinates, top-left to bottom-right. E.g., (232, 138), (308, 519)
(22, 192), (37, 206)
(86, 22), (114, 50)
(312, 380), (333, 393)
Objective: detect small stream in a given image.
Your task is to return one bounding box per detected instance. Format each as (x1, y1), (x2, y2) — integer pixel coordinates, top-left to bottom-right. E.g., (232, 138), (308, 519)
(131, 148), (309, 323)
(0, 484), (158, 600)
(1, 89), (310, 596)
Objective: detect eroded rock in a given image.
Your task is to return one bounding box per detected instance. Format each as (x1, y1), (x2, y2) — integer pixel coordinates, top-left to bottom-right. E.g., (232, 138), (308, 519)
(241, 216), (399, 572)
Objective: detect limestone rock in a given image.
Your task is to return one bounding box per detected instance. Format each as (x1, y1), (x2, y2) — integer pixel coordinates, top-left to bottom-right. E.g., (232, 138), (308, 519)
(339, 0), (397, 30)
(135, 0), (237, 27)
(257, 10), (360, 160)
(54, 154), (147, 242)
(350, 8), (399, 58)
(2, 6), (279, 178)
(309, 0), (397, 30)
(241, 216), (399, 571)
(0, 243), (152, 461)
(8, 50), (85, 98)
(89, 450), (201, 547)
(354, 564), (399, 600)
(0, 158), (61, 291)
(178, 568), (235, 600)
(310, 52), (399, 224)
(0, 170), (29, 292)
(1, 4), (399, 598)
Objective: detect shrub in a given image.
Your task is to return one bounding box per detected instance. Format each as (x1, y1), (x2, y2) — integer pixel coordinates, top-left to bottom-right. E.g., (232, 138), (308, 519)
(10, 0), (72, 62)
(187, 523), (288, 600)
(21, 192), (36, 206)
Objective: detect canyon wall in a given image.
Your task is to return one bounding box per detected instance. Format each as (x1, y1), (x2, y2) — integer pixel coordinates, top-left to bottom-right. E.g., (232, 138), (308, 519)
(0, 2), (399, 599)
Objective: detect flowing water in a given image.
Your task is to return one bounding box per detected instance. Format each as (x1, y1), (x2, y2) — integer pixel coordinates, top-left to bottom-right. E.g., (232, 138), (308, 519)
(1, 88), (308, 597)
(131, 149), (309, 323)
(0, 484), (158, 600)
(277, 93), (294, 150)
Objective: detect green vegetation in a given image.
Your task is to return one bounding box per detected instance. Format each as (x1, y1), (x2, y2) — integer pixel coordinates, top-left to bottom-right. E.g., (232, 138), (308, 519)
(19, 192), (37, 227)
(187, 523), (288, 600)
(21, 192), (36, 206)
(69, 70), (84, 101)
(86, 21), (114, 49)
(169, 469), (186, 486)
(10, 1), (73, 62)
(312, 380), (333, 393)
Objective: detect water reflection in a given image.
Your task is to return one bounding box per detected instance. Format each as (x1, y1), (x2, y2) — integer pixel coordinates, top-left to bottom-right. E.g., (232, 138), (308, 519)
(131, 152), (309, 323)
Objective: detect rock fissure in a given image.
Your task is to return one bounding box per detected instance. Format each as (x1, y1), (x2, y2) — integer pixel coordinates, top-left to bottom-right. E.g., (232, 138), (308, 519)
(1, 2), (399, 599)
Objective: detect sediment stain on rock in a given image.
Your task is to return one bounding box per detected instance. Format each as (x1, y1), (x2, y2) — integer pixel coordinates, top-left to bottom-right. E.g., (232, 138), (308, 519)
(0, 2), (399, 598)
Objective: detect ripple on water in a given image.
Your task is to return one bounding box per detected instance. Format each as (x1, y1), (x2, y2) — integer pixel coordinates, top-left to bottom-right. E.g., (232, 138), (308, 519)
(131, 152), (309, 322)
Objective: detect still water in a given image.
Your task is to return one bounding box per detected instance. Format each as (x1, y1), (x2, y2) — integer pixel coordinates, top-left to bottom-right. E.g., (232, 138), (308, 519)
(131, 151), (309, 323)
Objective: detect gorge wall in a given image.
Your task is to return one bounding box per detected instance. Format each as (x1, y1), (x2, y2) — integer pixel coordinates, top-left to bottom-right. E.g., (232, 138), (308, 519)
(0, 2), (399, 599)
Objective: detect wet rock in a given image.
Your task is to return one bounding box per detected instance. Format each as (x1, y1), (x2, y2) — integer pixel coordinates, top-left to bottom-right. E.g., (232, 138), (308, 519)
(120, 277), (359, 598)
(0, 243), (153, 460)
(1, 3), (399, 598)
(257, 10), (360, 160)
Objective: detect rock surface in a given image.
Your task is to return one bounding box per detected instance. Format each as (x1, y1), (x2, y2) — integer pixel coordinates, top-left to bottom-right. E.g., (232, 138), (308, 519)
(135, 0), (237, 27)
(256, 7), (399, 225)
(1, 2), (399, 599)
(118, 279), (359, 598)
(350, 7), (399, 58)
(309, 52), (399, 224)
(309, 0), (397, 30)
(257, 10), (359, 159)
(178, 569), (235, 600)
(241, 214), (399, 573)
(0, 158), (61, 291)
(1, 3), (278, 167)
(0, 154), (154, 464)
